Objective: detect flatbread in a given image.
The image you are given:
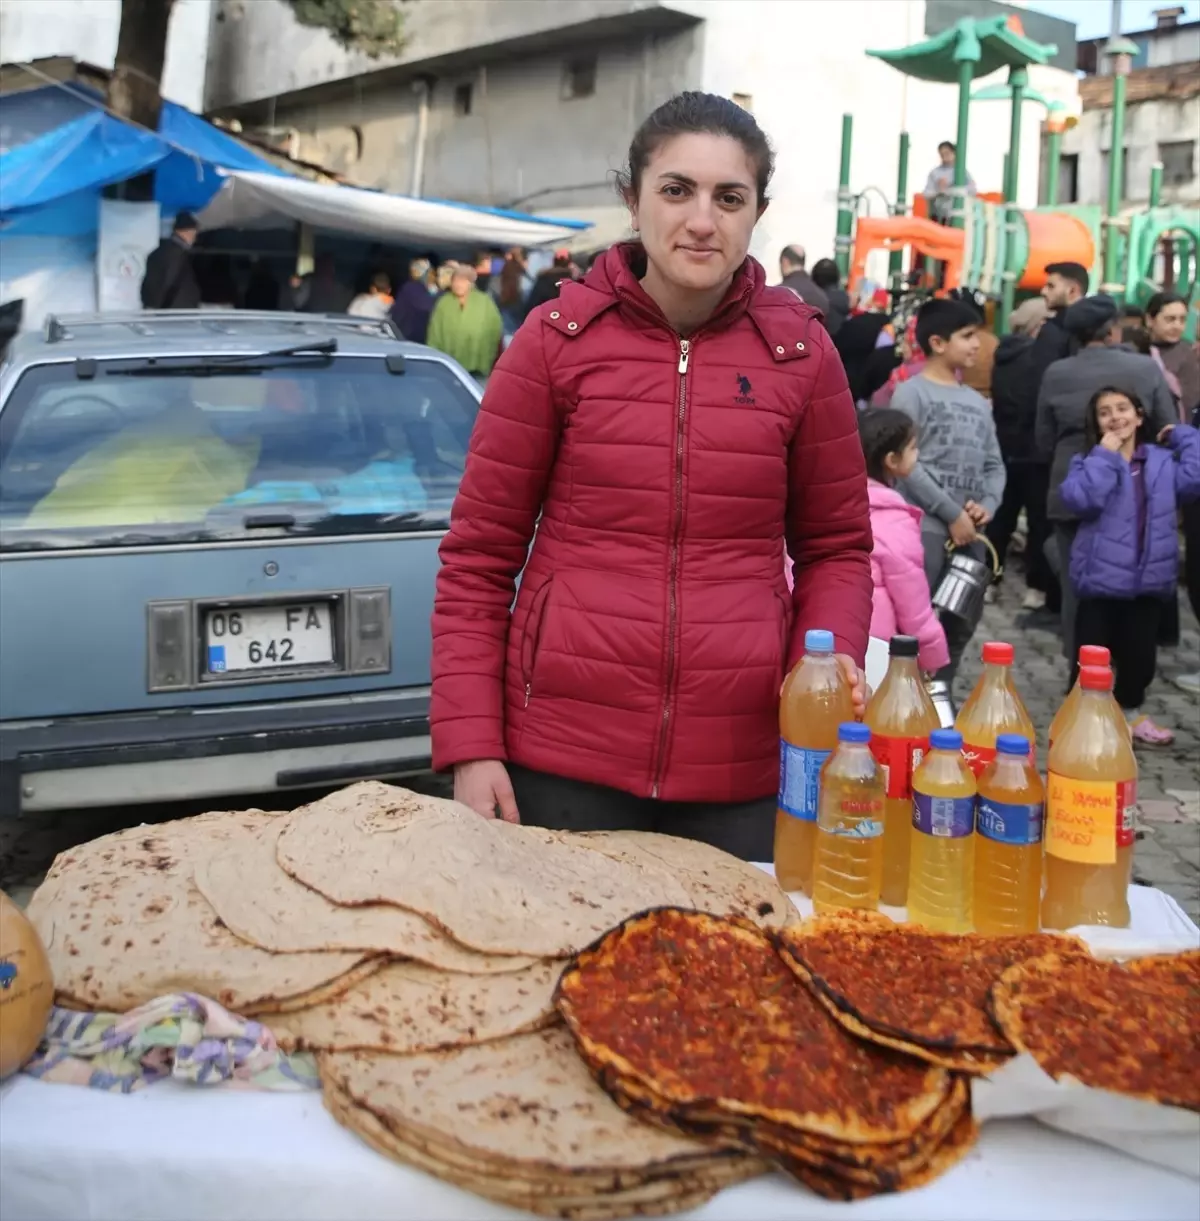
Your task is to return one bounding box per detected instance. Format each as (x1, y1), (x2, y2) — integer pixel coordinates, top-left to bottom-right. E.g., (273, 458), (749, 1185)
(1126, 949), (1200, 991)
(991, 952), (1200, 1112)
(322, 1081), (747, 1220)
(23, 810), (377, 1013)
(557, 908), (950, 1144)
(319, 1027), (763, 1190)
(276, 782), (692, 958)
(195, 819), (537, 973)
(568, 830), (797, 929)
(266, 959), (563, 1052)
(776, 918), (1088, 1058)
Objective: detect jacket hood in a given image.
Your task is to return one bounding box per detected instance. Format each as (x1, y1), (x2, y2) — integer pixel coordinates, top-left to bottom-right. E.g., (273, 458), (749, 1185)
(868, 478), (923, 523)
(995, 333), (1034, 366)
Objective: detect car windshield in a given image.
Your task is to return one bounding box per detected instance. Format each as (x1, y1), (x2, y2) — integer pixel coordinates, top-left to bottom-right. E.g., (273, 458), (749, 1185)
(0, 355), (480, 551)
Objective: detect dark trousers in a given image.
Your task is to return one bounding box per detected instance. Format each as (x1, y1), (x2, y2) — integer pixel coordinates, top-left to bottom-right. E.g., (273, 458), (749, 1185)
(1185, 497), (1200, 628)
(1075, 596), (1163, 711)
(987, 460), (1060, 607)
(1055, 523), (1080, 663)
(508, 765), (775, 863)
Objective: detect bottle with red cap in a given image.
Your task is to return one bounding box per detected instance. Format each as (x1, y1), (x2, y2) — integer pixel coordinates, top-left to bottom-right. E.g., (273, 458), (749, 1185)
(1048, 646), (1112, 752)
(955, 642), (1036, 778)
(1042, 665), (1136, 930)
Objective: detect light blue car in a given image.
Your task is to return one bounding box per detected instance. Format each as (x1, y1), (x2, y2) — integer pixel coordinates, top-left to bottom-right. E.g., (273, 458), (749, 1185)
(0, 310), (481, 815)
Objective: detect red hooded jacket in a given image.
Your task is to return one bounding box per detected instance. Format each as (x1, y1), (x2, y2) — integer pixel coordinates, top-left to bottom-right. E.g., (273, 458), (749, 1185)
(431, 244), (872, 803)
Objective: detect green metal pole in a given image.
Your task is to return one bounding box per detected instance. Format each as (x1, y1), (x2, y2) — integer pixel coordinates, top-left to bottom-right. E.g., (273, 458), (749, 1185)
(1102, 38), (1137, 299)
(835, 113), (854, 280)
(1045, 128), (1062, 206)
(1149, 161), (1163, 208)
(952, 56), (974, 230)
(889, 131), (910, 297)
(999, 67), (1027, 334)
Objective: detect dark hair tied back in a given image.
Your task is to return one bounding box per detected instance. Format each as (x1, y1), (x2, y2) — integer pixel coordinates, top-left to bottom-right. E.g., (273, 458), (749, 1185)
(1146, 290), (1186, 319)
(616, 92), (775, 205)
(858, 408), (916, 485)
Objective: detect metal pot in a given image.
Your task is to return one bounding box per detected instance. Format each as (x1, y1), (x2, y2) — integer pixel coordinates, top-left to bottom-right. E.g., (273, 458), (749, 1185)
(924, 679), (956, 728)
(931, 536), (1002, 627)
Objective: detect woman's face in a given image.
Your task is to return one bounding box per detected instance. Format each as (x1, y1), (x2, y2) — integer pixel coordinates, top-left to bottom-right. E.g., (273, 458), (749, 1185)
(1148, 301), (1187, 345)
(628, 133), (763, 295)
(1095, 392), (1142, 442)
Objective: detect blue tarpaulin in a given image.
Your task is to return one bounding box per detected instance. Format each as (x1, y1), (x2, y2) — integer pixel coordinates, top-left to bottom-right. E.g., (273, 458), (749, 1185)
(0, 94), (283, 234)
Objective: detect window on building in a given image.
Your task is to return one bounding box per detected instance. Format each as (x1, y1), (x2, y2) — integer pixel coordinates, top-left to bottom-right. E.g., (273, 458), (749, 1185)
(561, 56), (597, 100)
(454, 82), (473, 116)
(1099, 148), (1130, 201)
(732, 92), (753, 111)
(1059, 153), (1080, 204)
(1159, 140), (1196, 186)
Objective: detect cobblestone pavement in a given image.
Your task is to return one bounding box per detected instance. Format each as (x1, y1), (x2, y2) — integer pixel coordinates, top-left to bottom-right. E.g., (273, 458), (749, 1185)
(4, 578), (1198, 923)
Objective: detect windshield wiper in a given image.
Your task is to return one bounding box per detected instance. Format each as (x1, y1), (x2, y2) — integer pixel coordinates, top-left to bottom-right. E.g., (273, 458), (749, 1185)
(102, 339), (339, 377)
(206, 339), (338, 364)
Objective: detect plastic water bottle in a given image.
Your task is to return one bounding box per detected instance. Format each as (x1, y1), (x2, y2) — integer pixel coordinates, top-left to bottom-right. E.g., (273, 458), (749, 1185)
(974, 734), (1044, 934)
(775, 629), (854, 896)
(812, 723), (885, 914)
(908, 728), (976, 933)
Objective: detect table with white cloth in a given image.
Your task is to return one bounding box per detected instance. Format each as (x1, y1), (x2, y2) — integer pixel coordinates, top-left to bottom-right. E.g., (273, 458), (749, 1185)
(2, 878), (1198, 1221)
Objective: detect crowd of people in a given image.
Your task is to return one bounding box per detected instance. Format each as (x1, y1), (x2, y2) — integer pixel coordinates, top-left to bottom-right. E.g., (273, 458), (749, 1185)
(849, 268), (1199, 748)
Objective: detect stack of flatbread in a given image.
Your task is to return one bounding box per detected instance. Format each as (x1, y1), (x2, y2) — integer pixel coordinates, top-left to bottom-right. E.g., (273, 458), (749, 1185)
(26, 780), (796, 1217)
(775, 913), (1090, 1075)
(557, 908), (978, 1200)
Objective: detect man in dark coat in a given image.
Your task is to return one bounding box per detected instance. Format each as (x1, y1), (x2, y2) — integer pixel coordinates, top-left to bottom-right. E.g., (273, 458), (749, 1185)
(141, 211), (201, 310)
(810, 258), (850, 336)
(779, 245), (829, 316)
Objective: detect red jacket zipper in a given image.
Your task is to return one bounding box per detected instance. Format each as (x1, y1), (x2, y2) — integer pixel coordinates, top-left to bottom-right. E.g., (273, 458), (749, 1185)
(651, 337), (691, 798)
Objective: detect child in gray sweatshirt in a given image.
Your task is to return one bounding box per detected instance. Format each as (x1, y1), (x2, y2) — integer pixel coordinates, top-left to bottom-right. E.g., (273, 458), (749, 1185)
(891, 298), (1006, 687)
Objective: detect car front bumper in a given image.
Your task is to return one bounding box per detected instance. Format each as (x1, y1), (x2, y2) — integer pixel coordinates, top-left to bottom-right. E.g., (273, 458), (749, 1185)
(0, 689), (431, 815)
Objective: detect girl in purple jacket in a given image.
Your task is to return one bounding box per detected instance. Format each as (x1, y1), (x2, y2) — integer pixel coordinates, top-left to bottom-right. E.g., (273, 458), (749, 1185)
(1061, 386), (1200, 745)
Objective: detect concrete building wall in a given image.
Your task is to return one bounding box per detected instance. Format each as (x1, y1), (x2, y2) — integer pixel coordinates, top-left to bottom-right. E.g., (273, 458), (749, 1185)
(0, 0), (213, 111)
(1145, 22), (1200, 69)
(1061, 95), (1200, 206)
(204, 0), (696, 111)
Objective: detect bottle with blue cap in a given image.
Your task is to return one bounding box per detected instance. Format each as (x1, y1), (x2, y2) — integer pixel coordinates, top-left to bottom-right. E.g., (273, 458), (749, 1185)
(775, 628), (854, 897)
(975, 734), (1044, 934)
(812, 723), (885, 914)
(908, 727), (976, 933)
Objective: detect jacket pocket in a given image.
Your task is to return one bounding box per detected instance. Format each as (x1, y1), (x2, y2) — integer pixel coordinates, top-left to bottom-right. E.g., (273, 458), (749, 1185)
(520, 577), (554, 705)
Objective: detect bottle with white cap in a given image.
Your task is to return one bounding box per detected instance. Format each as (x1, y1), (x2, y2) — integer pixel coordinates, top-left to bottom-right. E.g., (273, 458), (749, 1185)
(775, 629), (853, 896)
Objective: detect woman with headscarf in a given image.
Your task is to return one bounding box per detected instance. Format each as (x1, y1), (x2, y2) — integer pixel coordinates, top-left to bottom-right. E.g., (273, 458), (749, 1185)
(390, 258), (438, 344)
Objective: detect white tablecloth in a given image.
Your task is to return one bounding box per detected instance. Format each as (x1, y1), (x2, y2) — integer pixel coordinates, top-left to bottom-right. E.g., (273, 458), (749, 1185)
(3, 882), (1198, 1221)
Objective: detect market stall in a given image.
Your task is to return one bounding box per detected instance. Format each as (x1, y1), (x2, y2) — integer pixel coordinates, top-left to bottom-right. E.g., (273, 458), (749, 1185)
(0, 784), (1196, 1221)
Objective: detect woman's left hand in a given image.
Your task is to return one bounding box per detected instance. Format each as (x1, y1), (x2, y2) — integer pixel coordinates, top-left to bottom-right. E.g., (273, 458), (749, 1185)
(835, 653), (868, 717)
(1157, 424), (1176, 444)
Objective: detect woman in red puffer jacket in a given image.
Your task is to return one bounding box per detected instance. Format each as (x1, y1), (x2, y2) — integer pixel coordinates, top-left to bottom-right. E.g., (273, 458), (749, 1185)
(431, 92), (873, 859)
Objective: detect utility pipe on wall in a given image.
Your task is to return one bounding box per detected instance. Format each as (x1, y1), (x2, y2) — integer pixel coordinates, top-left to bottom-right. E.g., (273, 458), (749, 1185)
(410, 78), (432, 198)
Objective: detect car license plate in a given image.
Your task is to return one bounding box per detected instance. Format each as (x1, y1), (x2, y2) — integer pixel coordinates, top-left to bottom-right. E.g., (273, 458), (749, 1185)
(204, 603), (335, 674)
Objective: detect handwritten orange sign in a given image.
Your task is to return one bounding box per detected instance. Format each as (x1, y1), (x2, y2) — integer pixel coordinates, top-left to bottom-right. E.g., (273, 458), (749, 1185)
(1045, 774), (1118, 865)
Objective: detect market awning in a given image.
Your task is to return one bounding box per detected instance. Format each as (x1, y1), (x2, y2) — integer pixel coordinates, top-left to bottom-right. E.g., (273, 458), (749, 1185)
(198, 170), (590, 249)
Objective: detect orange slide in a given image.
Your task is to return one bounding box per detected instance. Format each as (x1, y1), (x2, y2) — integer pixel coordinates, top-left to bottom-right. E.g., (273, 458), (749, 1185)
(848, 215), (966, 295)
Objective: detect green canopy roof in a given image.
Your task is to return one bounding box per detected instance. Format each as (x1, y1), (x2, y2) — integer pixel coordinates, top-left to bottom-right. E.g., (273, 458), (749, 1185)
(868, 15), (1056, 83)
(972, 82), (1054, 109)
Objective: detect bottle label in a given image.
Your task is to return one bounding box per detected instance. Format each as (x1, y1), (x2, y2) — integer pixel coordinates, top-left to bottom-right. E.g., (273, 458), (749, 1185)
(962, 741), (1037, 778)
(1045, 774), (1137, 864)
(778, 742), (829, 822)
(870, 735), (929, 801)
(977, 797), (1044, 846)
(825, 798), (884, 839)
(913, 792), (975, 839)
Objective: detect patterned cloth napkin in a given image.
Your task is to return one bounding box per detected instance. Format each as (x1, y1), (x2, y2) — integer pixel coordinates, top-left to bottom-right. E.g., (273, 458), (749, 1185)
(23, 992), (319, 1093)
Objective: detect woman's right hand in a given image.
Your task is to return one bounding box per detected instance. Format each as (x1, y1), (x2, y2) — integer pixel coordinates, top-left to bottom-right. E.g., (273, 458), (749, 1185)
(453, 759), (520, 823)
(1100, 430), (1125, 453)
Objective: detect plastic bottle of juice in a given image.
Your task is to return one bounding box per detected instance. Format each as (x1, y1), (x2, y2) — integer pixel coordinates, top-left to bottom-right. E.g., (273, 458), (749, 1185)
(975, 734), (1044, 934)
(776, 629), (854, 895)
(1042, 666), (1136, 929)
(1048, 646), (1112, 752)
(812, 723), (885, 914)
(908, 728), (976, 933)
(956, 642), (1036, 777)
(864, 636), (940, 907)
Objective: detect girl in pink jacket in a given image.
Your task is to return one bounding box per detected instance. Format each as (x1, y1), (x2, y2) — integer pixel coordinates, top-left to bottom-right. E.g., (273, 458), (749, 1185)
(857, 408), (950, 673)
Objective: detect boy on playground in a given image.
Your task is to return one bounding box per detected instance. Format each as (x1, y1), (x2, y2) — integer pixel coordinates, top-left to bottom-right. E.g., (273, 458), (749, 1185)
(891, 297), (1006, 686)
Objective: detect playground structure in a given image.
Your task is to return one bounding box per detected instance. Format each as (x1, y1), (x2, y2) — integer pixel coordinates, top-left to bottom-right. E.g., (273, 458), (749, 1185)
(836, 15), (1199, 335)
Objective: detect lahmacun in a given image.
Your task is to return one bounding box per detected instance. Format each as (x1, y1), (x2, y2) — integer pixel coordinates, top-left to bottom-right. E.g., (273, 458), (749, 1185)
(990, 952), (1200, 1113)
(556, 908), (951, 1144)
(775, 918), (1088, 1066)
